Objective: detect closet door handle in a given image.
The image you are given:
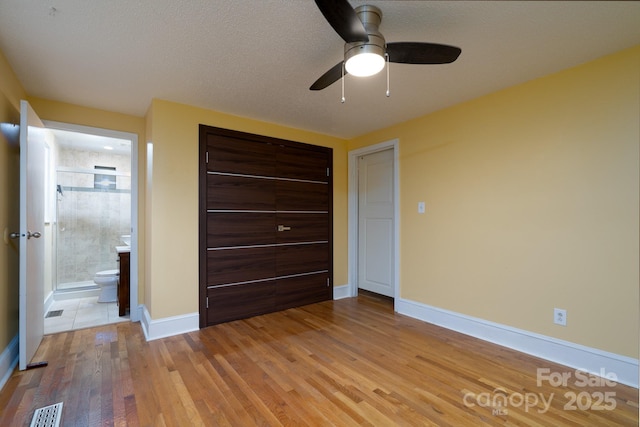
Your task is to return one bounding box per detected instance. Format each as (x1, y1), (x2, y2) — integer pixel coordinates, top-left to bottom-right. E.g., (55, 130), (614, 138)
(277, 225), (291, 232)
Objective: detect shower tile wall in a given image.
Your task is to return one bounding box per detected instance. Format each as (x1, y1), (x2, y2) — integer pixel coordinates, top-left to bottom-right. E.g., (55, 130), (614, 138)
(56, 148), (131, 286)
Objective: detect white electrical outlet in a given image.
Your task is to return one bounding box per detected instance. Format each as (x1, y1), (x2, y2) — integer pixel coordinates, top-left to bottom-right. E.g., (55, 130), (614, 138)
(418, 202), (425, 214)
(554, 308), (567, 326)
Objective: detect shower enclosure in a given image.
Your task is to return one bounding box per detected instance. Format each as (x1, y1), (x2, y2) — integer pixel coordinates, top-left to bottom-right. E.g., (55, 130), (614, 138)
(54, 162), (131, 292)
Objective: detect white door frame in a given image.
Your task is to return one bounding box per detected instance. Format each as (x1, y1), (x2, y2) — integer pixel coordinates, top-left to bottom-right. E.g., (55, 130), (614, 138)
(348, 139), (400, 305)
(43, 120), (140, 323)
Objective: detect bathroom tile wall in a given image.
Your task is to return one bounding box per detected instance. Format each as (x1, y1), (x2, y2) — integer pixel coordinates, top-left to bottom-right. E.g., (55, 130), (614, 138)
(56, 148), (131, 285)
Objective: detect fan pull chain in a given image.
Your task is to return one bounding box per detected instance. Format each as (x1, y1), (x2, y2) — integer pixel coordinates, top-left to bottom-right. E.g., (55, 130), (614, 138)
(341, 62), (346, 103)
(385, 53), (390, 97)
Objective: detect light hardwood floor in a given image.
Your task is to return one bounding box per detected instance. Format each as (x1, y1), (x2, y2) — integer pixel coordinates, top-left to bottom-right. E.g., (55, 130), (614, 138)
(1, 292), (637, 426)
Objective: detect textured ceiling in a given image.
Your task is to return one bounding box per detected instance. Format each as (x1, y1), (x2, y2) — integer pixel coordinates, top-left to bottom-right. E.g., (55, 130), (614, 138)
(0, 1), (639, 139)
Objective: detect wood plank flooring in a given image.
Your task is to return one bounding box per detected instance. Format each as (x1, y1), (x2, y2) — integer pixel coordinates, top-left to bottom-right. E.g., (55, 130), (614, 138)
(1, 292), (637, 426)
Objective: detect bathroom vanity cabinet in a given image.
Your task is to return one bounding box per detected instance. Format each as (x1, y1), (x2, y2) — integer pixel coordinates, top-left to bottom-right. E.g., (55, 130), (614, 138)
(118, 250), (130, 316)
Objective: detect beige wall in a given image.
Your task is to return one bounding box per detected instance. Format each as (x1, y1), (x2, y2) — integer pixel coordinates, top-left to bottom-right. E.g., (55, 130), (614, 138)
(350, 46), (640, 358)
(145, 99), (348, 319)
(0, 49), (25, 353)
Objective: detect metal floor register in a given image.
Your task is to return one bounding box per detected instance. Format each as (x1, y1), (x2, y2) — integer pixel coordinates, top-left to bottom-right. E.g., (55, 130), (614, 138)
(30, 402), (63, 427)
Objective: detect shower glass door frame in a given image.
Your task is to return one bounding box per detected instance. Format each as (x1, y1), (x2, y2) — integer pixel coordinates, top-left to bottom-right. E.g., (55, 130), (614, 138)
(55, 166), (131, 291)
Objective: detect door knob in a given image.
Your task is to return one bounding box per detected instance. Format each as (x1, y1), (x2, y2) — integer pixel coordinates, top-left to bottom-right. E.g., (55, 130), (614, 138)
(27, 231), (42, 239)
(9, 232), (22, 239)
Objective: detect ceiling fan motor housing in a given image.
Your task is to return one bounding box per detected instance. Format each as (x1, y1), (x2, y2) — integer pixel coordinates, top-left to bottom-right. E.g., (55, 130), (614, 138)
(344, 5), (386, 64)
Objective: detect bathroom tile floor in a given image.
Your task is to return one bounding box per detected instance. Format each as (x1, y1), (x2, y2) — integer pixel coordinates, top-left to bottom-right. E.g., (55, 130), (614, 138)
(44, 296), (129, 335)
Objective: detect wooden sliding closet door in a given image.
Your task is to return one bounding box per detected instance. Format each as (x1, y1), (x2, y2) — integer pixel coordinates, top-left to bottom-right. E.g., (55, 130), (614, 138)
(199, 125), (333, 327)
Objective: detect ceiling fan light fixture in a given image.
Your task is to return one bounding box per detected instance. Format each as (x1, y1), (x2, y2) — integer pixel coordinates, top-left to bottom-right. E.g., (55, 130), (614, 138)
(344, 31), (386, 78)
(310, 1), (461, 92)
(345, 52), (385, 77)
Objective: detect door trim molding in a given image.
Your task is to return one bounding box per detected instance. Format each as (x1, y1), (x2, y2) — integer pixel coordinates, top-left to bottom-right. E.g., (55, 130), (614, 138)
(43, 120), (140, 323)
(348, 139), (399, 304)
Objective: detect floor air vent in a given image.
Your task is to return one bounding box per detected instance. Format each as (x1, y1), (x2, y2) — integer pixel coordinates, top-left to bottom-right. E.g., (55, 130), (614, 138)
(30, 402), (63, 427)
(45, 310), (63, 318)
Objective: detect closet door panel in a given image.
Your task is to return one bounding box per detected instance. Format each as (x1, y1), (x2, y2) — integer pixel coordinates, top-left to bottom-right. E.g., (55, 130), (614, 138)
(276, 273), (330, 311)
(200, 125), (332, 328)
(207, 212), (275, 247)
(276, 243), (329, 276)
(207, 281), (276, 324)
(277, 146), (329, 183)
(207, 135), (275, 176)
(207, 174), (275, 211)
(276, 181), (328, 212)
(275, 213), (329, 244)
(207, 247), (275, 286)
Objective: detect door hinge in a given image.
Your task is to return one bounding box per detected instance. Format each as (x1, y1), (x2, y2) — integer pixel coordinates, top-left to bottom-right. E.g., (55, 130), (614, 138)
(206, 296), (209, 309)
(327, 278), (330, 287)
(205, 151), (209, 164)
(327, 167), (330, 177)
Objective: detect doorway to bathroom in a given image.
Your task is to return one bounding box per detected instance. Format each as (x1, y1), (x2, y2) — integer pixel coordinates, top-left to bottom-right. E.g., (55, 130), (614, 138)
(43, 121), (139, 333)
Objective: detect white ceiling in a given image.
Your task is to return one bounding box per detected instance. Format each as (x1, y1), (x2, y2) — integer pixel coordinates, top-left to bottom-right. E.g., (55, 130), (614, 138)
(0, 1), (638, 139)
(49, 128), (131, 155)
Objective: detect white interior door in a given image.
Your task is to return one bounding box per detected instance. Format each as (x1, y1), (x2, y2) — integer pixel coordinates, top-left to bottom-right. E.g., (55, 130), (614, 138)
(18, 100), (46, 370)
(357, 149), (394, 297)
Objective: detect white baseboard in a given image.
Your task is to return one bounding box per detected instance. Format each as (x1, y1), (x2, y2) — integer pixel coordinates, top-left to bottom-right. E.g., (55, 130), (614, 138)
(333, 284), (351, 300)
(396, 298), (639, 388)
(139, 284), (353, 340)
(53, 288), (100, 300)
(140, 305), (199, 341)
(44, 291), (55, 315)
(0, 335), (18, 392)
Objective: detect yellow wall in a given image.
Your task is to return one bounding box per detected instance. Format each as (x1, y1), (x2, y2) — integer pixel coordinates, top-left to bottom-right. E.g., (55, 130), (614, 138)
(0, 63), (348, 340)
(0, 48), (25, 353)
(1, 39), (636, 364)
(350, 46), (640, 358)
(28, 97), (146, 136)
(145, 99), (348, 319)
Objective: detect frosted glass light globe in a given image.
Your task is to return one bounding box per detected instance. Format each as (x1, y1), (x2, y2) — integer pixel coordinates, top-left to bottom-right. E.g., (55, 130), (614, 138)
(345, 52), (385, 77)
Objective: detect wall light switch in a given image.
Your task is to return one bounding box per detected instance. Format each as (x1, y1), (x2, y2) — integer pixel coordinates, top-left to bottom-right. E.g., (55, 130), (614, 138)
(418, 202), (425, 214)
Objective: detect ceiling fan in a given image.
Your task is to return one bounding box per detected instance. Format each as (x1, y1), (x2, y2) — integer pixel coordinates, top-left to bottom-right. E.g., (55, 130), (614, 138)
(310, 0), (461, 91)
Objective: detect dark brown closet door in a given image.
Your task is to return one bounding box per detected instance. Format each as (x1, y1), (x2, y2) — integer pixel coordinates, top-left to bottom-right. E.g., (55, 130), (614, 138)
(274, 144), (331, 310)
(199, 126), (333, 327)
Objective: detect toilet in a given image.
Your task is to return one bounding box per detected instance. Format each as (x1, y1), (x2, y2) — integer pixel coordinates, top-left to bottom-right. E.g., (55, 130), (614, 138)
(95, 269), (119, 303)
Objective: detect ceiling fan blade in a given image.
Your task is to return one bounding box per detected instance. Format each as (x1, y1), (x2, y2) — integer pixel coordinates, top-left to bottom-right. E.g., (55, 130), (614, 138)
(386, 42), (461, 64)
(310, 61), (346, 90)
(314, 0), (369, 43)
